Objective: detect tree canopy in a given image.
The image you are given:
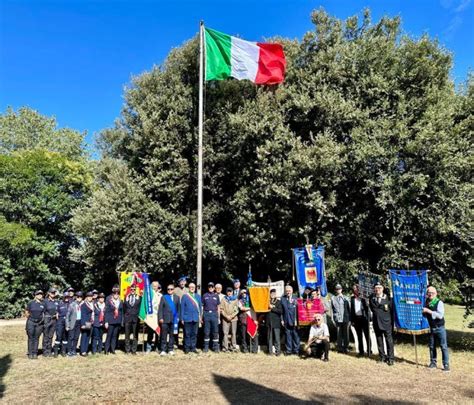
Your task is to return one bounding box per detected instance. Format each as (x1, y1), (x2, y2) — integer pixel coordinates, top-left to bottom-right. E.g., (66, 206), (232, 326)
(73, 9), (472, 295)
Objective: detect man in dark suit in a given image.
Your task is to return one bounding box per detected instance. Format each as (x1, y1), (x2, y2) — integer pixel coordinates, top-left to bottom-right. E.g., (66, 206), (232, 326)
(369, 281), (394, 365)
(123, 284), (141, 355)
(350, 284), (371, 356)
(158, 284), (180, 356)
(266, 288), (283, 355)
(281, 285), (300, 355)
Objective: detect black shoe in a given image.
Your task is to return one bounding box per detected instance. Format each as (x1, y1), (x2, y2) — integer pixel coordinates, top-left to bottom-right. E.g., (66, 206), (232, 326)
(387, 360), (394, 366)
(442, 365), (450, 372)
(323, 358), (329, 362)
(429, 362), (437, 369)
(131, 352), (137, 355)
(378, 357), (386, 363)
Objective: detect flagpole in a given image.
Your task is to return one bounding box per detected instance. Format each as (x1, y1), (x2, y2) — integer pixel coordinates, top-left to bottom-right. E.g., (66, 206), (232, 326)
(197, 21), (204, 295)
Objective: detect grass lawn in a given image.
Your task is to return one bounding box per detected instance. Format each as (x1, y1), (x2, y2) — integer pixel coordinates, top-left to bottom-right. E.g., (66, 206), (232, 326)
(0, 304), (472, 404)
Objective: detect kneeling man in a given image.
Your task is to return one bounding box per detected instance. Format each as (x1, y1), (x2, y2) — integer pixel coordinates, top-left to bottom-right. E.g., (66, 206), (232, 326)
(305, 314), (330, 361)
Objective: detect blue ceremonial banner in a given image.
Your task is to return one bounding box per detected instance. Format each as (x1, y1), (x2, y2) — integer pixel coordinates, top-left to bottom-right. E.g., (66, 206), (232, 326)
(358, 271), (380, 299)
(390, 270), (430, 335)
(143, 273), (153, 315)
(293, 245), (327, 297)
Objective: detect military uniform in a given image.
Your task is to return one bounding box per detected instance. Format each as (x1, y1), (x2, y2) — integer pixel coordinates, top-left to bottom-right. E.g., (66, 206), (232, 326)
(43, 293), (59, 356)
(26, 293), (45, 359)
(54, 294), (69, 356)
(202, 284), (220, 352)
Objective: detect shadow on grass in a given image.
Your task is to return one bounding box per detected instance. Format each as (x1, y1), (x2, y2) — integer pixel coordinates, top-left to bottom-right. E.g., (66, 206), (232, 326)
(395, 329), (474, 351)
(213, 374), (418, 404)
(0, 354), (12, 399)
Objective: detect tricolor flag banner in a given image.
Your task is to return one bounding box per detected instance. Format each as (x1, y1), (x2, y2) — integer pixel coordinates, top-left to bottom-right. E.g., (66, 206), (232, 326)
(204, 27), (286, 85)
(139, 273), (160, 335)
(246, 310), (258, 338)
(390, 270), (430, 335)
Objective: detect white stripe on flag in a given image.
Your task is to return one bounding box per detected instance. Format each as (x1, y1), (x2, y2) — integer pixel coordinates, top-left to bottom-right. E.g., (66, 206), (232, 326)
(230, 36), (259, 81)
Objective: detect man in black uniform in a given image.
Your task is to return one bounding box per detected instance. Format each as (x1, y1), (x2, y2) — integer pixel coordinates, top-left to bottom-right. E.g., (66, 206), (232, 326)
(54, 292), (70, 357)
(369, 281), (394, 365)
(123, 284), (141, 355)
(25, 290), (45, 359)
(42, 288), (59, 357)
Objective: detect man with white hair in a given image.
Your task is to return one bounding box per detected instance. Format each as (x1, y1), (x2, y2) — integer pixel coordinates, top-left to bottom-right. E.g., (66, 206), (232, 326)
(423, 286), (450, 372)
(281, 285), (300, 355)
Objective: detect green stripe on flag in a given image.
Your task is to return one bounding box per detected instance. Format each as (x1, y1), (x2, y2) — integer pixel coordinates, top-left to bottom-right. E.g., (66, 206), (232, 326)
(205, 27), (232, 81)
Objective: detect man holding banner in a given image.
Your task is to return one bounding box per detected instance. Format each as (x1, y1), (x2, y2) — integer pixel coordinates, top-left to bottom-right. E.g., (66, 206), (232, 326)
(423, 286), (450, 372)
(369, 281), (394, 365)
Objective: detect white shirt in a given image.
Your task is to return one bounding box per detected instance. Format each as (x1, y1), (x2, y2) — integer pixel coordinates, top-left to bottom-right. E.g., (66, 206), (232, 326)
(309, 323), (329, 340)
(354, 297), (363, 316)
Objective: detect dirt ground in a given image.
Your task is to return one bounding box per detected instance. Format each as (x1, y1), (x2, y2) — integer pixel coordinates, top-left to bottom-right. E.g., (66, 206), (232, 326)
(0, 307), (473, 404)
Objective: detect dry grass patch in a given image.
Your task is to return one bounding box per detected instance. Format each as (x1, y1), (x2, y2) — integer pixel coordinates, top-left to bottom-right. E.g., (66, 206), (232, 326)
(0, 305), (473, 404)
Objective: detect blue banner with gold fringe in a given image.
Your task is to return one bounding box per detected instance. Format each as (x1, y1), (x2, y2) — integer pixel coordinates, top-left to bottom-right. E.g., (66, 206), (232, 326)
(293, 245), (327, 297)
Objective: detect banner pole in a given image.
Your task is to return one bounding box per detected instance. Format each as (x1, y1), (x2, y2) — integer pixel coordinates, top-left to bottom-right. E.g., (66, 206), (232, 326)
(196, 20), (204, 296)
(413, 334), (418, 367)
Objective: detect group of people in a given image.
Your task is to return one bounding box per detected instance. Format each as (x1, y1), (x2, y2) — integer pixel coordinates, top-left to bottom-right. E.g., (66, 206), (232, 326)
(25, 277), (450, 371)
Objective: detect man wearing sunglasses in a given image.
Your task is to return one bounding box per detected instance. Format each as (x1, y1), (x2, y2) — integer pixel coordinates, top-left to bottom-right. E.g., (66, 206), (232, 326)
(158, 284), (180, 356)
(202, 282), (221, 353)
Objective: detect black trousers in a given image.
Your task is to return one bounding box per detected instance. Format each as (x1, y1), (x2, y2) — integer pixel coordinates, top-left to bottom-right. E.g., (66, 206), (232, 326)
(54, 318), (68, 355)
(240, 323), (258, 353)
(124, 320), (138, 353)
(309, 340), (330, 359)
(26, 319), (43, 356)
(267, 326), (281, 354)
(160, 322), (174, 352)
(42, 316), (57, 355)
(146, 325), (160, 351)
(105, 324), (120, 353)
(67, 320), (81, 355)
(375, 328), (394, 361)
(353, 316), (370, 354)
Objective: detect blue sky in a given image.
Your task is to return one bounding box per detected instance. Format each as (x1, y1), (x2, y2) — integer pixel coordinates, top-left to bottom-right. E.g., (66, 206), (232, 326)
(1, 0), (473, 155)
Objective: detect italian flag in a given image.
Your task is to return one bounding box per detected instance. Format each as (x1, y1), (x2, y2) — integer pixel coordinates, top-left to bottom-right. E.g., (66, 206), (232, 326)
(205, 27), (286, 85)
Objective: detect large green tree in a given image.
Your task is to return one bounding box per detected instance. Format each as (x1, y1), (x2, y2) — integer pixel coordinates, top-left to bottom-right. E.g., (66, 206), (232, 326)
(0, 109), (91, 317)
(74, 9), (472, 292)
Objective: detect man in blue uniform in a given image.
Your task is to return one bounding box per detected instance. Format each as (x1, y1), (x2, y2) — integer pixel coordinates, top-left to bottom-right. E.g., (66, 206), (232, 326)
(202, 282), (220, 353)
(54, 292), (70, 357)
(281, 285), (300, 355)
(42, 288), (59, 357)
(25, 290), (45, 359)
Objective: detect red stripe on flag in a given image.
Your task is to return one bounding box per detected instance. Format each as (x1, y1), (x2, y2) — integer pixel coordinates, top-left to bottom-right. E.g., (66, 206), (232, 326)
(255, 43), (286, 85)
(246, 313), (258, 338)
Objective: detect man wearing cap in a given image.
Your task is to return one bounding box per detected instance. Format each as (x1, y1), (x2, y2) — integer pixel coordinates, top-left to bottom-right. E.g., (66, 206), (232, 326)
(180, 282), (202, 354)
(92, 289), (99, 303)
(369, 282), (394, 365)
(79, 292), (94, 356)
(67, 287), (75, 301)
(25, 290), (45, 359)
(220, 287), (239, 352)
(124, 284), (141, 355)
(104, 284), (123, 354)
(331, 284), (350, 353)
(92, 293), (106, 354)
(54, 292), (70, 357)
(281, 285), (300, 355)
(202, 282), (221, 352)
(66, 291), (84, 357)
(146, 281), (162, 353)
(158, 284), (180, 356)
(423, 286), (450, 372)
(42, 288), (59, 357)
(267, 288), (283, 356)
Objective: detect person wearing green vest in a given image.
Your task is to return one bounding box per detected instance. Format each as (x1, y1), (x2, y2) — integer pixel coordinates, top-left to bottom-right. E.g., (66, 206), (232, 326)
(423, 286), (450, 372)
